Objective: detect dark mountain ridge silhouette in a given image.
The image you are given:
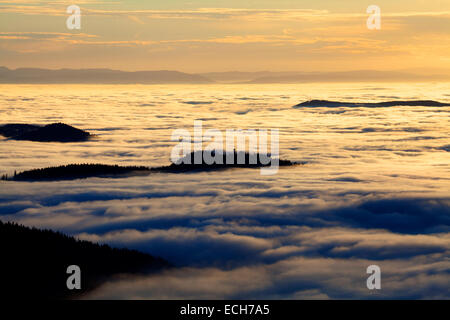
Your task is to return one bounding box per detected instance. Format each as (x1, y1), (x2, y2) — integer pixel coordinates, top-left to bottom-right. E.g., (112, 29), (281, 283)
(3, 151), (300, 181)
(294, 99), (450, 108)
(0, 220), (169, 299)
(0, 123), (91, 142)
(10, 164), (150, 181)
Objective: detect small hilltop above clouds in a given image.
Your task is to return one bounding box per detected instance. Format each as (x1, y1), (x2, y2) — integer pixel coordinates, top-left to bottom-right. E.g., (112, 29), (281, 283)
(0, 123), (91, 142)
(293, 99), (450, 108)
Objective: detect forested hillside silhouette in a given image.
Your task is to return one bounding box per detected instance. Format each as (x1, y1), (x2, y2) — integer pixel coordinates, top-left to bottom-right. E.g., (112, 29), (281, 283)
(2, 151), (300, 181)
(0, 220), (169, 299)
(11, 163), (150, 181)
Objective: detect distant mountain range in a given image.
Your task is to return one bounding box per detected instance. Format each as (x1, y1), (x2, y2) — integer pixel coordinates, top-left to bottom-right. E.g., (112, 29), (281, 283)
(242, 70), (450, 83)
(1, 67), (449, 84)
(0, 67), (210, 84)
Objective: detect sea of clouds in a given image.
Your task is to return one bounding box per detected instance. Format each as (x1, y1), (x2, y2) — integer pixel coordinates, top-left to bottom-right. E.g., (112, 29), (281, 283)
(0, 83), (449, 298)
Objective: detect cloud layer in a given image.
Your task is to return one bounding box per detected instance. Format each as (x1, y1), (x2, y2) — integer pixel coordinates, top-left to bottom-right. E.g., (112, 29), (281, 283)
(0, 83), (449, 299)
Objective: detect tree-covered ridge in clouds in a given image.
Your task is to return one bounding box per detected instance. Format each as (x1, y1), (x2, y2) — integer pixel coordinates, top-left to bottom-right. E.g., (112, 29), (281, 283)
(0, 220), (170, 299)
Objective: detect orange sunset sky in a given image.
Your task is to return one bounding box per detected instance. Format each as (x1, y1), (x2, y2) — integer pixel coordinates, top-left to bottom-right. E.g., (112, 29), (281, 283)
(1, 0), (449, 72)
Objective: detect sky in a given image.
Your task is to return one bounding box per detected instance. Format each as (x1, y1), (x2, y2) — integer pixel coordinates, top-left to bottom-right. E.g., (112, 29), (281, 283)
(1, 0), (450, 72)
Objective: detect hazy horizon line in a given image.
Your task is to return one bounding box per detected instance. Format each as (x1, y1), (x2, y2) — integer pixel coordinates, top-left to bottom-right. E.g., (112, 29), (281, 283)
(2, 66), (450, 84)
(2, 65), (450, 74)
